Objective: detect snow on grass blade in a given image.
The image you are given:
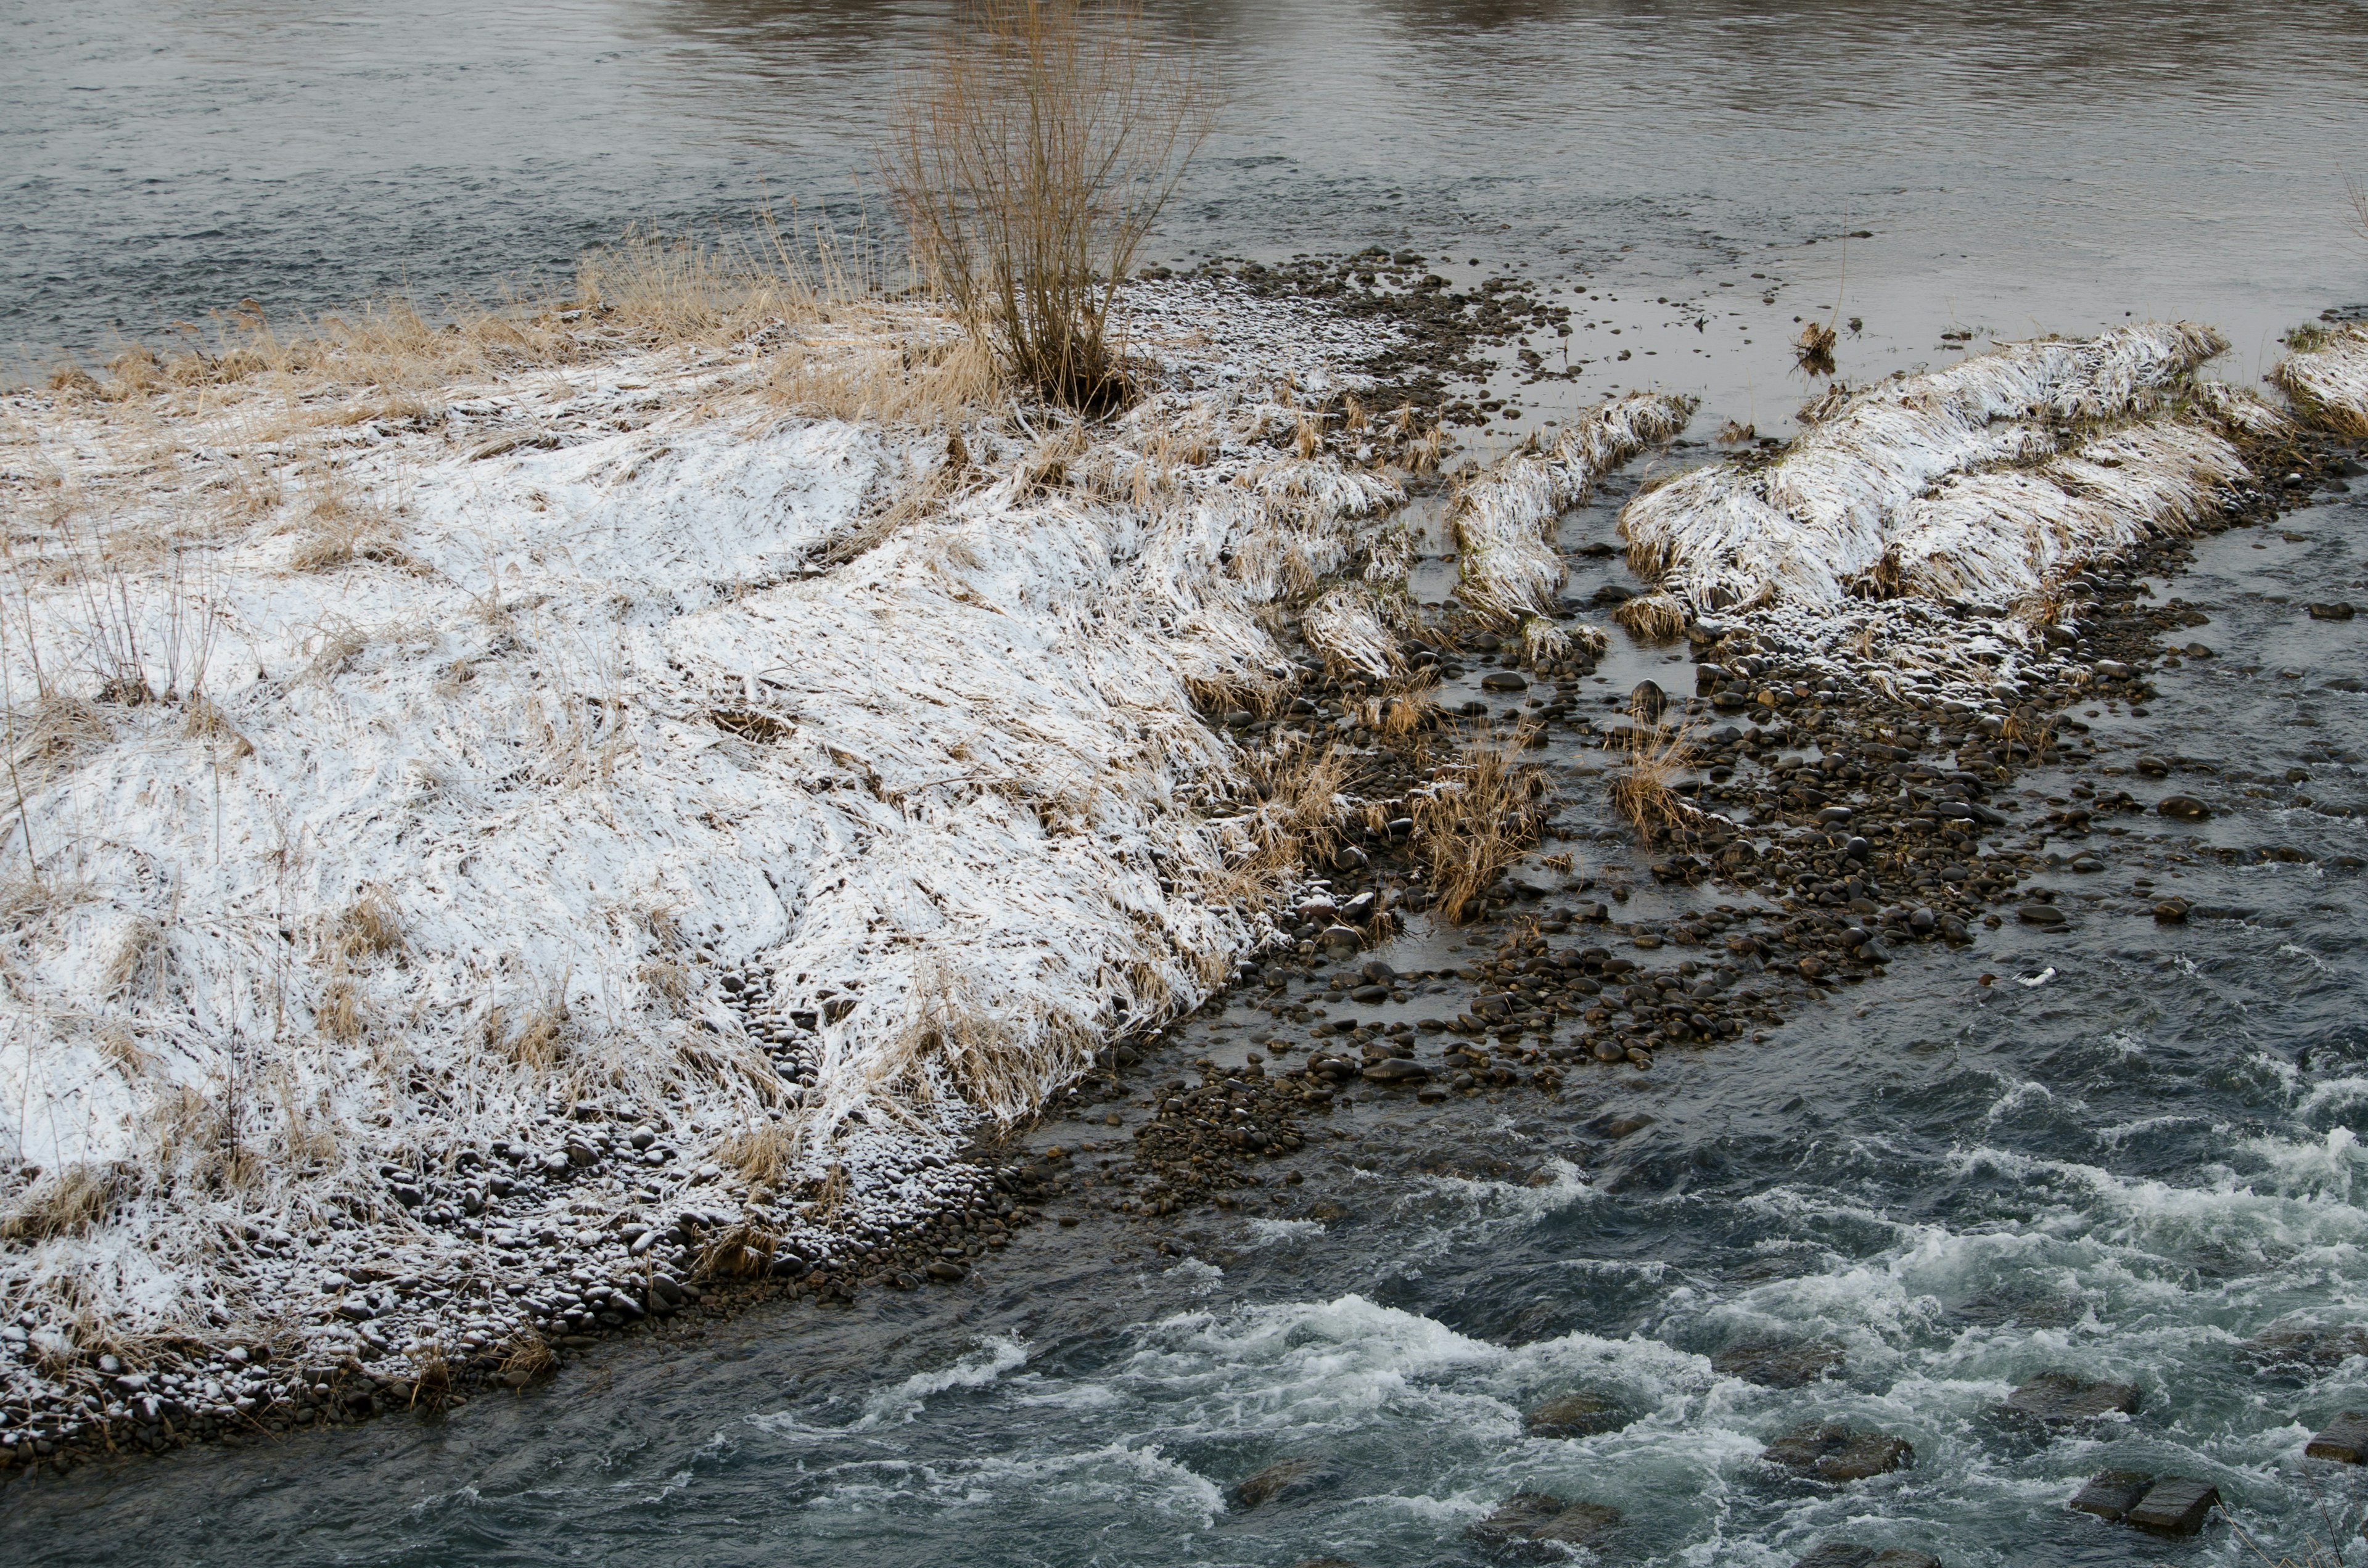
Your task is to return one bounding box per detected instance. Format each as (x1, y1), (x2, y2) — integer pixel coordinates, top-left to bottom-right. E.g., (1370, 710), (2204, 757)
(1619, 322), (2248, 613)
(1447, 393), (1695, 623)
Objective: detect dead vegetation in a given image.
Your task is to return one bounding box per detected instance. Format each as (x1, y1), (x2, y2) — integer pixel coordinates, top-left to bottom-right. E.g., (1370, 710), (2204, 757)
(1, 1160), (127, 1241)
(884, 0), (1211, 411)
(1609, 721), (1702, 844)
(1408, 728), (1548, 922)
(1613, 590), (1687, 642)
(495, 1328), (557, 1384)
(1795, 319), (1839, 377)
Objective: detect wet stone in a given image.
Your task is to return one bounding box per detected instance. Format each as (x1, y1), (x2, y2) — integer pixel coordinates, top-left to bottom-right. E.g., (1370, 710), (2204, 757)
(1360, 1059), (1432, 1084)
(2305, 1411), (2368, 1463)
(1760, 1423), (1914, 1482)
(1482, 671), (1528, 692)
(2068, 1471), (2153, 1524)
(1713, 1338), (1844, 1388)
(1793, 1547), (1944, 1568)
(2128, 1477), (2221, 1537)
(1228, 1456), (1339, 1509)
(1524, 1392), (1632, 1439)
(2156, 794), (2211, 821)
(2016, 903), (2066, 927)
(1468, 1492), (1622, 1559)
(2239, 1322), (2368, 1376)
(2004, 1371), (2140, 1423)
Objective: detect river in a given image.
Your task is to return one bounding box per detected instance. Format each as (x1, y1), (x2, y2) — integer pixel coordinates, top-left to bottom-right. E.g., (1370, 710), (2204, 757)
(4, 4), (2366, 1564)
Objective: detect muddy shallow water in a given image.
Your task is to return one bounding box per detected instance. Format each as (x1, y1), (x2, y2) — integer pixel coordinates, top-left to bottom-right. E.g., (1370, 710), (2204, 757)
(8, 3), (2368, 1564)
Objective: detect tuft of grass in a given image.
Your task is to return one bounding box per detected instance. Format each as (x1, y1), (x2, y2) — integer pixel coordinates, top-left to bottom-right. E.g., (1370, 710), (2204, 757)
(102, 914), (171, 1003)
(403, 1339), (454, 1413)
(1409, 728), (1548, 923)
(884, 0), (1211, 413)
(329, 885), (405, 963)
(1613, 591), (1687, 642)
(1, 1160), (127, 1241)
(697, 1220), (780, 1281)
(496, 1329), (557, 1385)
(1609, 722), (1701, 844)
(1795, 319), (1838, 377)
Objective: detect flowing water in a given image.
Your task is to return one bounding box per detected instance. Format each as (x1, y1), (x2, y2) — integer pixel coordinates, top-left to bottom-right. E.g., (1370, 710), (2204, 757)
(7, 4), (2368, 1563)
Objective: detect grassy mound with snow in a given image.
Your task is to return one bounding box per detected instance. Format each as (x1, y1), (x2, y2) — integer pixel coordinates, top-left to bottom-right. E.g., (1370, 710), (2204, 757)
(0, 277), (1426, 1378)
(1618, 323), (2287, 615)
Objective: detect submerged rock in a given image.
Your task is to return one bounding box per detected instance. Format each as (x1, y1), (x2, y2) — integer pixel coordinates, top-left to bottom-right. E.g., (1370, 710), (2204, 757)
(2004, 1371), (2140, 1423)
(1228, 1456), (1339, 1509)
(2305, 1411), (2368, 1463)
(1712, 1338), (1844, 1388)
(1524, 1391), (1633, 1438)
(1760, 1423), (1914, 1482)
(2128, 1477), (2222, 1536)
(1793, 1546), (1943, 1568)
(1468, 1492), (1622, 1559)
(2069, 1471), (2221, 1535)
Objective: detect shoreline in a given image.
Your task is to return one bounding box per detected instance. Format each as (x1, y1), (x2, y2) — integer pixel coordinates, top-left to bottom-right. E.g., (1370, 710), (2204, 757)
(3, 264), (2362, 1484)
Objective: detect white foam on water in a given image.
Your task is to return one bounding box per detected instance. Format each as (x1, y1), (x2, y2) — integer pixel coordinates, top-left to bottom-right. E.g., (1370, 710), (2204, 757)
(2297, 1075), (2368, 1120)
(853, 1335), (1032, 1429)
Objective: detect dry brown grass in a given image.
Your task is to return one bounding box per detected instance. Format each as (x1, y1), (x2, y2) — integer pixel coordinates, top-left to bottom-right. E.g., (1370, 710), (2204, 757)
(327, 885), (404, 963)
(316, 974), (364, 1043)
(1409, 727), (1548, 923)
(716, 1121), (798, 1186)
(496, 1329), (557, 1384)
(286, 483), (409, 574)
(1613, 591), (1686, 642)
(1609, 722), (1701, 844)
(1, 1160), (127, 1241)
(1795, 320), (1838, 377)
(102, 916), (173, 1005)
(30, 209), (870, 409)
(764, 329), (1000, 429)
(1231, 738), (1354, 884)
(696, 1220), (781, 1281)
(884, 0), (1211, 411)
(403, 1339), (454, 1413)
(487, 1001), (567, 1073)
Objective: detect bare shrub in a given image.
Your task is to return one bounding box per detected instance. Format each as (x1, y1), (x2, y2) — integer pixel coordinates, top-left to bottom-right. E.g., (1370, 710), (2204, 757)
(1409, 728), (1548, 923)
(885, 0), (1211, 411)
(1610, 723), (1701, 844)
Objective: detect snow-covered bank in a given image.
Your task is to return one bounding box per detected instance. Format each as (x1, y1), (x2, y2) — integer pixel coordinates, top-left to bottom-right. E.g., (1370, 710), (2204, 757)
(0, 281), (1434, 1432)
(1618, 323), (2285, 615)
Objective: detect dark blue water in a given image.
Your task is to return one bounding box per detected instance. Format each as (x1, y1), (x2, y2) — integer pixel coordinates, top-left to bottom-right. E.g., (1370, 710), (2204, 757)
(6, 4), (2367, 1563)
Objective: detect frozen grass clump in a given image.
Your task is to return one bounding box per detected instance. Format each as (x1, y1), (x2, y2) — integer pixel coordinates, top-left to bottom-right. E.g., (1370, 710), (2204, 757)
(1448, 393), (1695, 623)
(1619, 322), (2269, 614)
(2272, 321), (2368, 436)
